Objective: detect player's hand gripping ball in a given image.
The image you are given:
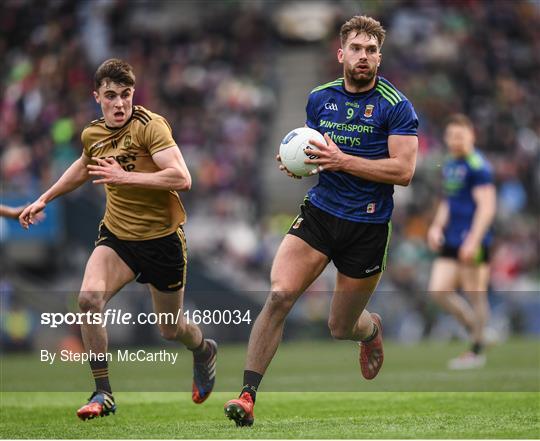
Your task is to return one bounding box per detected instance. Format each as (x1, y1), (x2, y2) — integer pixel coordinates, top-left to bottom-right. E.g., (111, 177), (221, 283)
(278, 127), (326, 177)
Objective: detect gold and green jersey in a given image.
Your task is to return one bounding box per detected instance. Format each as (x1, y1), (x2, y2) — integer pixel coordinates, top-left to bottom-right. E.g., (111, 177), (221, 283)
(82, 105), (186, 240)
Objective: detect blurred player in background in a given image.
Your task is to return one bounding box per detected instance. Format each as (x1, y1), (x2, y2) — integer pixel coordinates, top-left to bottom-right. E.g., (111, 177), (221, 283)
(427, 114), (496, 369)
(19, 59), (217, 419)
(225, 15), (418, 426)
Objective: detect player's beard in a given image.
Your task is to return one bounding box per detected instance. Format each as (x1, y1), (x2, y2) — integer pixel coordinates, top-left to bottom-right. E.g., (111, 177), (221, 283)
(344, 63), (378, 89)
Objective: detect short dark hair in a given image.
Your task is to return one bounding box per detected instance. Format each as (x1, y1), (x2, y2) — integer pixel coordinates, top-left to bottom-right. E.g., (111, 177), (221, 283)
(340, 15), (386, 49)
(94, 58), (136, 90)
(445, 113), (474, 131)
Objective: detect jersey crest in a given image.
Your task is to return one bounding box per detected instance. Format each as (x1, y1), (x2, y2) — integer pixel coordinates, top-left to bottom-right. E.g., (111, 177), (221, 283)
(304, 76), (418, 223)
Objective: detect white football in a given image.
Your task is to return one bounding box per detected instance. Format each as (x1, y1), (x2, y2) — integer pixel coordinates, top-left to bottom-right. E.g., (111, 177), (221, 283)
(279, 127), (325, 177)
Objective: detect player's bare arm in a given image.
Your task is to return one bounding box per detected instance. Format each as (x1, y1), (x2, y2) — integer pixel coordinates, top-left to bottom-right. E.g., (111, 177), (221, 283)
(19, 153), (91, 229)
(305, 132), (417, 186)
(459, 184), (496, 263)
(0, 205), (25, 219)
(427, 200), (449, 252)
(1, 204), (46, 222)
(87, 146), (191, 191)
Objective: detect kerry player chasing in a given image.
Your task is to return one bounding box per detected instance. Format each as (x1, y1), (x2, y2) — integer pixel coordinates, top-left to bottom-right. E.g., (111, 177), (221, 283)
(225, 15), (418, 426)
(20, 59), (217, 420)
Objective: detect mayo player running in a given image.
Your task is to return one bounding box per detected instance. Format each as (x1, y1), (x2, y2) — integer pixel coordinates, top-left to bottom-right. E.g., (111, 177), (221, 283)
(19, 59), (217, 419)
(224, 16), (418, 426)
(427, 114), (496, 369)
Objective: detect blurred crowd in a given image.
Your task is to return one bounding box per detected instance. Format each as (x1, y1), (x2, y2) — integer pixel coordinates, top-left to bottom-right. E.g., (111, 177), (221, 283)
(1, 0), (276, 238)
(299, 0), (540, 339)
(316, 0), (540, 293)
(1, 0), (539, 346)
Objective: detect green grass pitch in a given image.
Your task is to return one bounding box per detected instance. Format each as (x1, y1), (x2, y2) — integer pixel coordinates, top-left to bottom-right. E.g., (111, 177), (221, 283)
(1, 338), (539, 438)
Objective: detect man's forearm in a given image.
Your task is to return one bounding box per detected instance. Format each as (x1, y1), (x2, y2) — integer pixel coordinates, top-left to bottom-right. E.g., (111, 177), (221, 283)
(0, 205), (22, 219)
(124, 168), (191, 191)
(467, 185), (496, 244)
(468, 204), (495, 243)
(340, 155), (414, 186)
(432, 201), (449, 229)
(40, 159), (89, 203)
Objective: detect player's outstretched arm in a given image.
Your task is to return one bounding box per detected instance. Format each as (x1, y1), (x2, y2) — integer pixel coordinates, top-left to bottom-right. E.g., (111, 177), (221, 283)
(459, 184), (496, 263)
(427, 200), (449, 252)
(88, 146), (191, 191)
(19, 153), (91, 229)
(0, 205), (25, 220)
(1, 204), (45, 222)
(305, 133), (418, 186)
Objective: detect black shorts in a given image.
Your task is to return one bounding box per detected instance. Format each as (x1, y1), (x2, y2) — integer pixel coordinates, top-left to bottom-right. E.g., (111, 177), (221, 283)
(95, 223), (187, 292)
(287, 200), (392, 279)
(440, 244), (491, 264)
